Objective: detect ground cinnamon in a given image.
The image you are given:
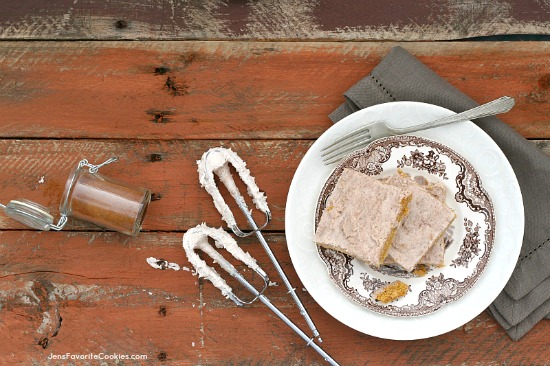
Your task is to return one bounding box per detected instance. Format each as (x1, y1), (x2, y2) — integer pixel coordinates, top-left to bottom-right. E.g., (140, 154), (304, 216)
(61, 168), (150, 236)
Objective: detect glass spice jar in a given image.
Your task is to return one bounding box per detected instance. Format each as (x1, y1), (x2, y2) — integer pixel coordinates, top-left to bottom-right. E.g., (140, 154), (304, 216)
(59, 159), (151, 236)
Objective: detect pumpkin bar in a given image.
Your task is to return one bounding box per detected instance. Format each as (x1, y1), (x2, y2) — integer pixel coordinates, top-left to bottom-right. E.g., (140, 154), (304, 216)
(385, 171), (456, 272)
(418, 181), (448, 266)
(383, 178), (449, 268)
(315, 168), (412, 267)
(419, 237), (446, 266)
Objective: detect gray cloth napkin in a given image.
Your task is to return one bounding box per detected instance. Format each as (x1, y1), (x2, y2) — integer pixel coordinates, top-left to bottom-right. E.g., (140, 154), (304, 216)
(330, 46), (550, 340)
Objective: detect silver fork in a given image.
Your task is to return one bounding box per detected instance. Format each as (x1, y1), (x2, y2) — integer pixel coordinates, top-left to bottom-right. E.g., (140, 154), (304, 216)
(321, 96), (515, 165)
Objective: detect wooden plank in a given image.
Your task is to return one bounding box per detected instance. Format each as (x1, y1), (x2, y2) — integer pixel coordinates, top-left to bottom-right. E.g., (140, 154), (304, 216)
(0, 231), (203, 364)
(0, 41), (549, 140)
(1, 231), (548, 365)
(0, 139), (309, 231)
(0, 1), (548, 41)
(0, 139), (548, 232)
(1, 138), (548, 233)
(202, 308), (550, 365)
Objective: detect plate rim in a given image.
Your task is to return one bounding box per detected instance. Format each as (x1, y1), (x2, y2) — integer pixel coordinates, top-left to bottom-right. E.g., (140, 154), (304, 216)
(285, 101), (524, 340)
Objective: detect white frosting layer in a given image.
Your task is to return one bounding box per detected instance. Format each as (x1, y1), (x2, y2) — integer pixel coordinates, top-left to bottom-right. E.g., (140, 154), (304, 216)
(182, 223), (266, 299)
(146, 257), (181, 271)
(197, 147), (269, 228)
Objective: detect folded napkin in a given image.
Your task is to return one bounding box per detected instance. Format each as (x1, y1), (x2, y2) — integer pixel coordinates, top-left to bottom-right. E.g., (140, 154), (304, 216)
(330, 46), (550, 340)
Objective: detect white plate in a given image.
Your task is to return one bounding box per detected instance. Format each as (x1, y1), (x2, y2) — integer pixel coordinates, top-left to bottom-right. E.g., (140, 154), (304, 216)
(285, 101), (524, 340)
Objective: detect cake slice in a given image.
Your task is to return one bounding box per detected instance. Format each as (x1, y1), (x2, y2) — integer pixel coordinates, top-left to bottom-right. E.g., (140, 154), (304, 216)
(419, 236), (446, 266)
(417, 180), (448, 266)
(315, 168), (412, 267)
(384, 179), (448, 267)
(385, 171), (456, 272)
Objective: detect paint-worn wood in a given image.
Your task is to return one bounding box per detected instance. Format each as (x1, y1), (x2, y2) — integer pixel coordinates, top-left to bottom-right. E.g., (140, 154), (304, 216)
(0, 139), (310, 231)
(1, 139), (548, 232)
(1, 231), (548, 365)
(0, 1), (548, 41)
(0, 5), (549, 362)
(0, 41), (549, 140)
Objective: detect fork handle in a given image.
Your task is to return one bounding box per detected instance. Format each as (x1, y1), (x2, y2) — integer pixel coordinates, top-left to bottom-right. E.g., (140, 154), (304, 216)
(394, 96), (515, 134)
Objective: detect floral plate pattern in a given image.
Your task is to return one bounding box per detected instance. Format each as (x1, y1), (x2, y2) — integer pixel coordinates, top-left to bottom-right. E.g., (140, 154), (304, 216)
(315, 135), (495, 316)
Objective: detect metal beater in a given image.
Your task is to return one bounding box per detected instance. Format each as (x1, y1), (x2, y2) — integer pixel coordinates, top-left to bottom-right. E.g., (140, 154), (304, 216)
(197, 147), (321, 340)
(182, 224), (339, 366)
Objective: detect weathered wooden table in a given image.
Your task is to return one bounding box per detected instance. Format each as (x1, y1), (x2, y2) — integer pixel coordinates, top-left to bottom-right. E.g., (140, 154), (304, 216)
(0, 2), (549, 365)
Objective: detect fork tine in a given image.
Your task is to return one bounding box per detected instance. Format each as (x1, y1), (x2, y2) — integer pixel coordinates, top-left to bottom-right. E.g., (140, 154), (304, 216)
(320, 125), (371, 152)
(321, 129), (371, 157)
(322, 136), (374, 165)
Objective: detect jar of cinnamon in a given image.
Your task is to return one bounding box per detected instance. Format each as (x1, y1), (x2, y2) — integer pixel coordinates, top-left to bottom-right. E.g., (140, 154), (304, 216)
(59, 158), (151, 236)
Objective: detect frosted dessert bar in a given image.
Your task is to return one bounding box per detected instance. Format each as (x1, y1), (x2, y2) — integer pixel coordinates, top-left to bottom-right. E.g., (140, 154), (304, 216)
(385, 171), (456, 272)
(315, 168), (412, 267)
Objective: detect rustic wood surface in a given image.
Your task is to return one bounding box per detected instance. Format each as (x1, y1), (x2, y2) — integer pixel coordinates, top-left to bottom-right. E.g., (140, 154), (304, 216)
(0, 0), (549, 41)
(1, 232), (549, 365)
(1, 1), (550, 365)
(0, 41), (549, 140)
(0, 138), (549, 365)
(0, 138), (548, 233)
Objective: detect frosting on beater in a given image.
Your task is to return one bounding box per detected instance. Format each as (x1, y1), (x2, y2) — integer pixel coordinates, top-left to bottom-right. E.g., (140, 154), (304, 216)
(182, 223), (266, 299)
(197, 147), (269, 228)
